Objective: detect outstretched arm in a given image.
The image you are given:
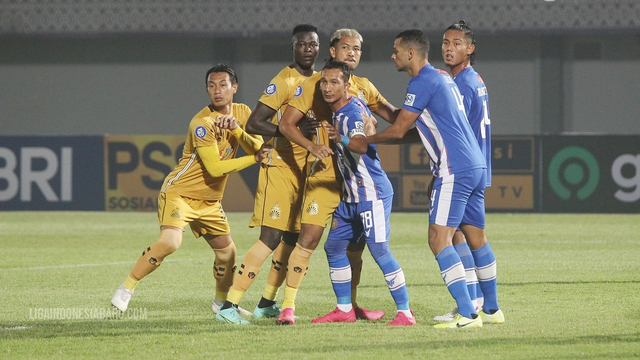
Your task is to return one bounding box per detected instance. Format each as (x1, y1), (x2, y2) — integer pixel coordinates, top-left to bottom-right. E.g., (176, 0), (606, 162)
(367, 109), (420, 144)
(198, 143), (268, 178)
(373, 102), (400, 124)
(230, 126), (263, 154)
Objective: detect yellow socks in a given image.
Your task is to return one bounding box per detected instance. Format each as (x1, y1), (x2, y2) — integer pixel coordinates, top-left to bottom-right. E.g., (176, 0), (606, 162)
(281, 243), (313, 309)
(262, 240), (295, 301)
(123, 275), (139, 291)
(128, 240), (178, 283)
(212, 242), (237, 294)
(226, 240), (272, 304)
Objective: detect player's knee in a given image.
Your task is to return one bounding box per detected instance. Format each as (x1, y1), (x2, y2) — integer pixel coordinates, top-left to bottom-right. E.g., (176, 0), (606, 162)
(282, 231), (299, 247)
(214, 241), (237, 265)
(324, 239), (340, 258)
(260, 227), (286, 250)
(158, 227), (183, 254)
(371, 248), (393, 267)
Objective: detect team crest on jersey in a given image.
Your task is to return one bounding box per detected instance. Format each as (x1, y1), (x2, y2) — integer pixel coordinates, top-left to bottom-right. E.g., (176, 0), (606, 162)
(404, 93), (416, 106)
(195, 126), (207, 139)
(269, 203), (281, 220)
(265, 83), (277, 95)
(294, 85), (303, 97)
(171, 207), (182, 220)
(357, 90), (365, 102)
(306, 199), (319, 215)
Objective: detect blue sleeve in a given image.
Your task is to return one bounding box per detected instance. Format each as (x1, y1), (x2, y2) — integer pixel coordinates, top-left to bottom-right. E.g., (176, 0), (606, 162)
(346, 107), (366, 138)
(402, 78), (431, 114)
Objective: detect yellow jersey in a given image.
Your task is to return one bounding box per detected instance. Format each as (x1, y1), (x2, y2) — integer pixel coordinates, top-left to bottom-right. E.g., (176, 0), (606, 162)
(288, 71), (388, 177)
(160, 103), (255, 200)
(259, 65), (314, 172)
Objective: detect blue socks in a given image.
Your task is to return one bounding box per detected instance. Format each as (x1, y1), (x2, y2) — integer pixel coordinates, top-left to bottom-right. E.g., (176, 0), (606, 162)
(472, 242), (499, 312)
(436, 245), (476, 318)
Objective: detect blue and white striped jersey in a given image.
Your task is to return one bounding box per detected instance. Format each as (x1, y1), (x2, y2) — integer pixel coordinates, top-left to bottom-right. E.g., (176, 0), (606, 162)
(402, 64), (485, 178)
(454, 66), (492, 187)
(333, 97), (393, 203)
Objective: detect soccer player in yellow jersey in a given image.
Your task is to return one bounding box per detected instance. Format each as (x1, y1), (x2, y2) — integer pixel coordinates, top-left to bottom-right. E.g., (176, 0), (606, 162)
(277, 29), (400, 324)
(215, 24), (321, 324)
(111, 64), (268, 321)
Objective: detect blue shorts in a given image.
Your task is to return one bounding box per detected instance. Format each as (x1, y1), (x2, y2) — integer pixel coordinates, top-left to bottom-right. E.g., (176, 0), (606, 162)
(430, 168), (486, 228)
(327, 196), (392, 244)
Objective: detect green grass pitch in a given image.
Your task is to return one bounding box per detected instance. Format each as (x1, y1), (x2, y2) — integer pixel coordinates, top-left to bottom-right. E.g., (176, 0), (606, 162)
(1, 212), (639, 359)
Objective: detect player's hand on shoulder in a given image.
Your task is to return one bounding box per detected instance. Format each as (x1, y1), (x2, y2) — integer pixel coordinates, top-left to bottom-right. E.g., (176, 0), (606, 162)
(215, 115), (238, 130)
(299, 115), (321, 138)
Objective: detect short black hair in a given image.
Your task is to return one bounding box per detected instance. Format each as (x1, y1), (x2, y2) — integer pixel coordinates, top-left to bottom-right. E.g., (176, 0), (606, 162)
(205, 64), (238, 85)
(292, 24), (317, 36)
(323, 60), (351, 83)
(395, 29), (429, 57)
(445, 20), (476, 65)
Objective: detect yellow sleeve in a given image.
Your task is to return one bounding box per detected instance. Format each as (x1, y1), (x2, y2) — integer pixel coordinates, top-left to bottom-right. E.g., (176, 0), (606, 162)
(230, 126), (263, 154)
(288, 72), (318, 114)
(198, 144), (257, 177)
(361, 77), (388, 113)
(258, 70), (291, 114)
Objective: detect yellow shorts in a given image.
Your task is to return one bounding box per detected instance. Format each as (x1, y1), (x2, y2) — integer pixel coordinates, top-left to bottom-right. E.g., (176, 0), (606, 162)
(300, 175), (341, 227)
(249, 164), (305, 233)
(158, 192), (230, 238)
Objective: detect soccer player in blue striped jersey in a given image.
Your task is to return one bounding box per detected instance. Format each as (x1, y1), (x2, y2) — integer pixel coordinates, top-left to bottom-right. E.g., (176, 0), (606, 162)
(434, 20), (493, 321)
(311, 61), (415, 326)
(367, 29), (503, 329)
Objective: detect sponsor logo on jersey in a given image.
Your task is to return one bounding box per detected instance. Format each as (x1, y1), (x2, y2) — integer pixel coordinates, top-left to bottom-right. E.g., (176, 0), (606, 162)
(171, 207), (182, 219)
(269, 203), (281, 220)
(265, 83), (277, 95)
(331, 217), (338, 230)
(294, 85), (303, 97)
(477, 86), (487, 97)
(306, 199), (319, 215)
(404, 93), (416, 106)
(195, 126), (207, 139)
